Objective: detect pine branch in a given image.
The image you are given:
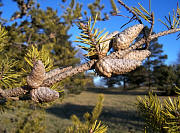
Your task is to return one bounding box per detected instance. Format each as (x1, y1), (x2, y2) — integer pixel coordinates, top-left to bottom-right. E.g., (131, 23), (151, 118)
(150, 28), (180, 39)
(0, 28), (180, 102)
(45, 66), (73, 80)
(42, 59), (97, 87)
(0, 86), (29, 98)
(0, 60), (96, 100)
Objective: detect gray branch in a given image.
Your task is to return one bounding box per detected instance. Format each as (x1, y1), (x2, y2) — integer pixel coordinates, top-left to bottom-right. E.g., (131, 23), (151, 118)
(0, 28), (180, 100)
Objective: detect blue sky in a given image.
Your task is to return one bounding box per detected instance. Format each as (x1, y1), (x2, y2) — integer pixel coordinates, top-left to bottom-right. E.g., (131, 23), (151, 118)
(1, 0), (180, 64)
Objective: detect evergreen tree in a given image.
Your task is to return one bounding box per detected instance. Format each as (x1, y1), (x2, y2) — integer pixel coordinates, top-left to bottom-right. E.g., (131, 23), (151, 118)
(153, 65), (177, 95)
(126, 66), (147, 88)
(174, 64), (180, 87)
(101, 75), (122, 88)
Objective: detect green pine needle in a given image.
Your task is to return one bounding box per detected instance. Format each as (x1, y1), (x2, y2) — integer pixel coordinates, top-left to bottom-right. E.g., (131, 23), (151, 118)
(0, 58), (21, 89)
(0, 25), (8, 52)
(24, 45), (53, 73)
(159, 6), (180, 29)
(137, 91), (180, 132)
(75, 14), (109, 59)
(132, 7), (151, 23)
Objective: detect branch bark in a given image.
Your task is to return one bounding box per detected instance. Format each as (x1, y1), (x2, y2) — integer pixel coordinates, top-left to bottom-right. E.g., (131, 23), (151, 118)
(0, 28), (180, 100)
(0, 86), (29, 98)
(42, 59), (97, 87)
(0, 59), (97, 98)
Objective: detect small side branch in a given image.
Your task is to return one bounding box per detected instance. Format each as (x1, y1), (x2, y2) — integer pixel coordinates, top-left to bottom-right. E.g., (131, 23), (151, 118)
(145, 12), (155, 49)
(150, 28), (180, 39)
(149, 13), (155, 36)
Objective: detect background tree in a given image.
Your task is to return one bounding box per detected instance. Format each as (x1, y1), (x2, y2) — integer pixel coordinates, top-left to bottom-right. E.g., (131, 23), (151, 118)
(153, 65), (177, 95)
(126, 66), (147, 88)
(101, 75), (122, 88)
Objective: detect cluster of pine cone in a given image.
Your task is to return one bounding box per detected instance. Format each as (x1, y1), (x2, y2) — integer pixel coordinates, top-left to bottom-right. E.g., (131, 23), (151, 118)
(27, 24), (151, 102)
(27, 60), (59, 103)
(95, 24), (151, 77)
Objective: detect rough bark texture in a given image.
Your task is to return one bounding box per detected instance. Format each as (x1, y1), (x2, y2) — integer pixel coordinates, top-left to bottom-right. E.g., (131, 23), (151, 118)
(41, 59), (97, 87)
(123, 50), (151, 61)
(150, 28), (180, 39)
(45, 66), (72, 80)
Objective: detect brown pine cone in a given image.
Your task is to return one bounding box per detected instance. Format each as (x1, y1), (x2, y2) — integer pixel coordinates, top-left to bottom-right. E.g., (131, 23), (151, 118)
(113, 24), (144, 51)
(27, 60), (45, 88)
(95, 58), (142, 77)
(123, 50), (151, 61)
(30, 87), (59, 102)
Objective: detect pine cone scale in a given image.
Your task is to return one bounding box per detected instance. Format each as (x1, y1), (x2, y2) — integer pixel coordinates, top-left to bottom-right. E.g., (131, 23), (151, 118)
(27, 60), (45, 88)
(30, 87), (59, 102)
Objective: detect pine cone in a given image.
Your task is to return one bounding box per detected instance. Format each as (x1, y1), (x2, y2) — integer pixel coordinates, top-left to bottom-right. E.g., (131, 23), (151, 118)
(30, 87), (59, 102)
(113, 24), (144, 51)
(95, 58), (142, 77)
(98, 31), (119, 58)
(123, 50), (151, 61)
(27, 60), (45, 88)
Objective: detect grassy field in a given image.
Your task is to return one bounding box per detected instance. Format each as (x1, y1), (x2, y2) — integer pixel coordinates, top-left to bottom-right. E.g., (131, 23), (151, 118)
(45, 87), (147, 133)
(0, 88), (149, 133)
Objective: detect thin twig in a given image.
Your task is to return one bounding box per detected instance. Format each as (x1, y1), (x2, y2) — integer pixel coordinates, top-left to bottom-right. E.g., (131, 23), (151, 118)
(149, 13), (155, 35)
(118, 0), (142, 24)
(145, 12), (155, 49)
(27, 32), (32, 44)
(112, 13), (131, 18)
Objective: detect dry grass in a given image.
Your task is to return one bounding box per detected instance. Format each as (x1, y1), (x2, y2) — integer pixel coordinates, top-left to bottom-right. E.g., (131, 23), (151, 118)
(0, 88), (149, 133)
(45, 88), (148, 133)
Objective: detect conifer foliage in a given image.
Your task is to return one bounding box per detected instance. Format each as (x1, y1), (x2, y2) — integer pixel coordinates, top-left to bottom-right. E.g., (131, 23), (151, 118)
(137, 91), (180, 133)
